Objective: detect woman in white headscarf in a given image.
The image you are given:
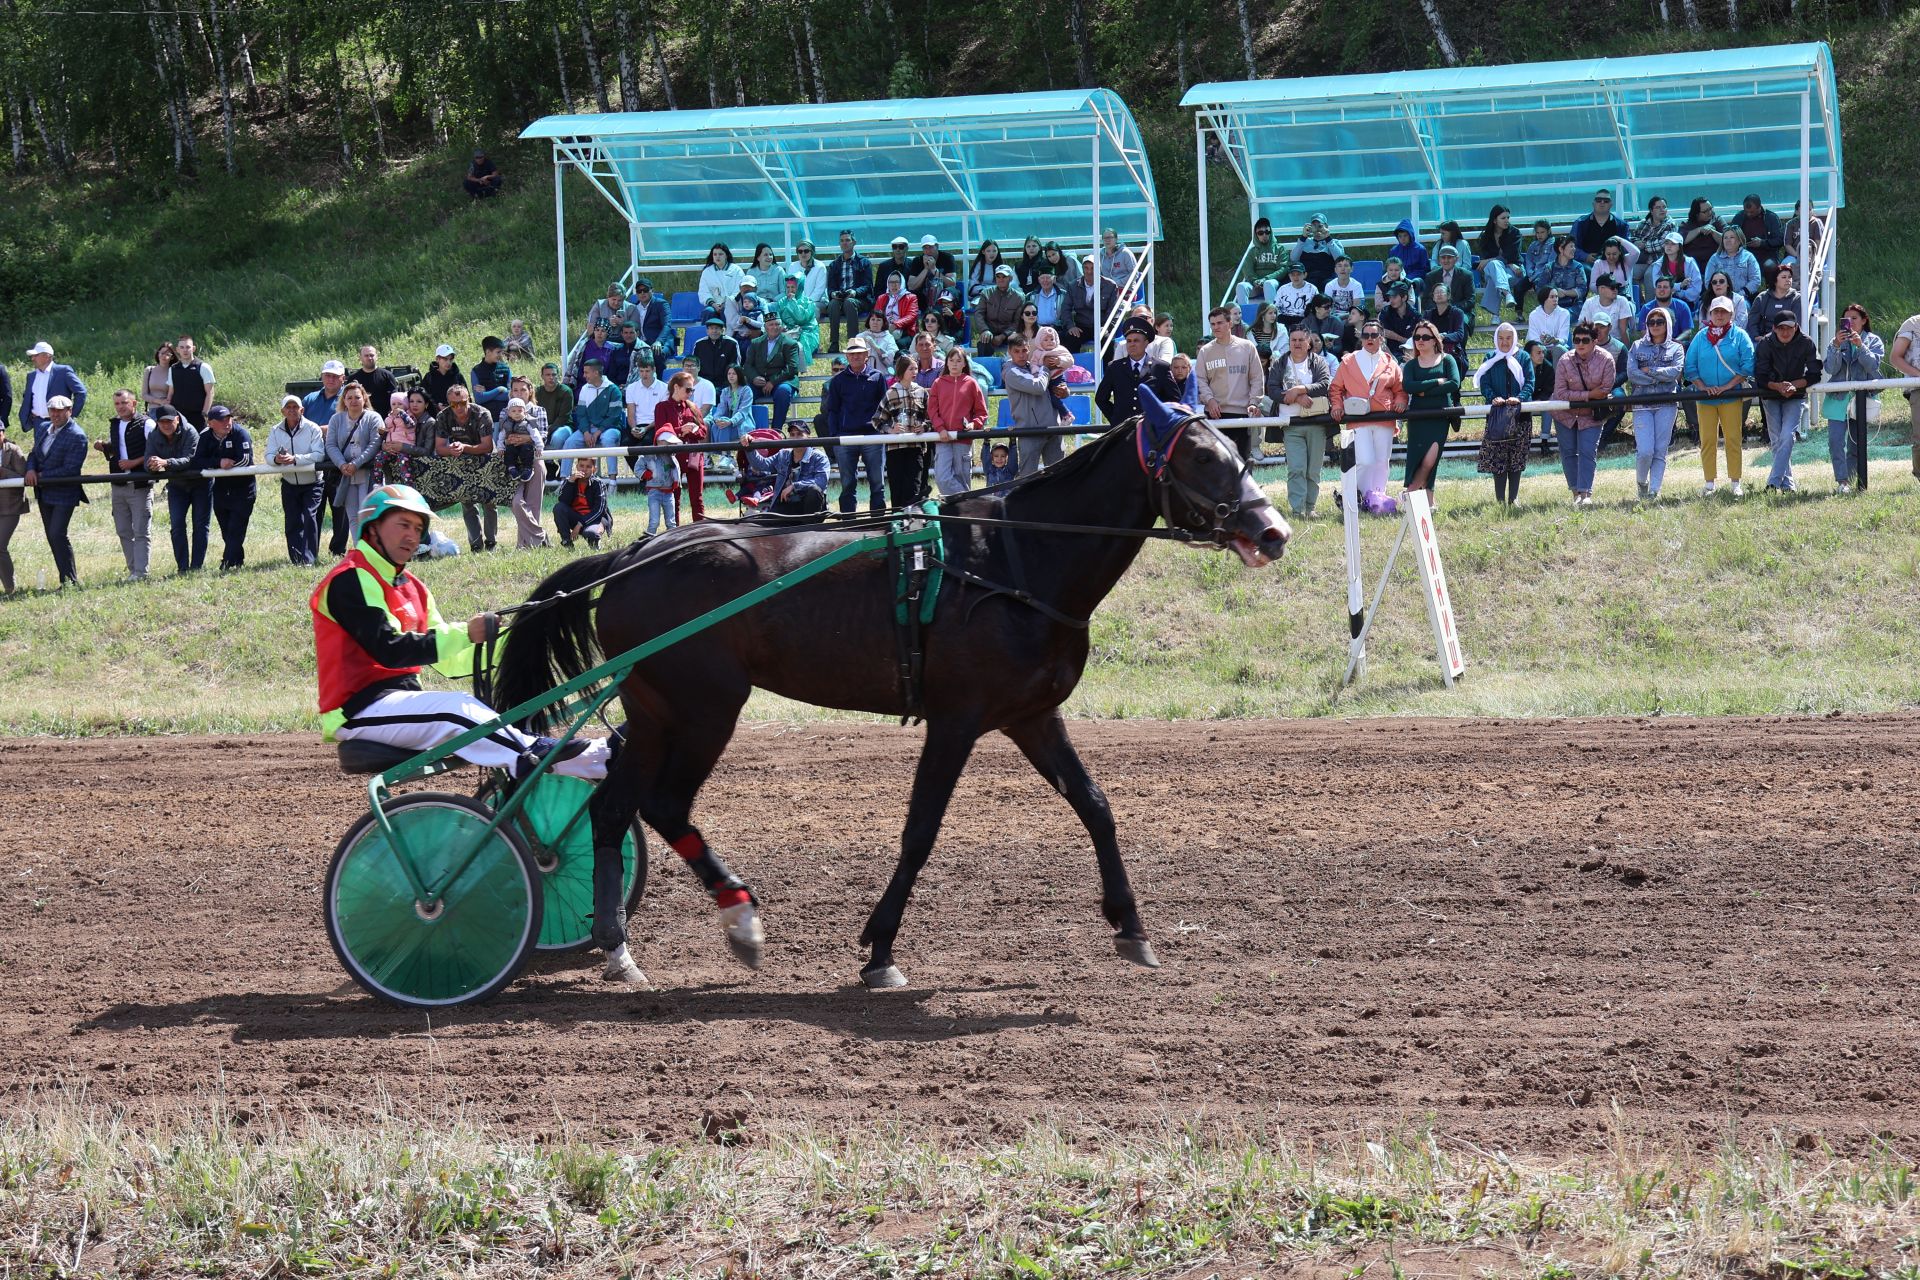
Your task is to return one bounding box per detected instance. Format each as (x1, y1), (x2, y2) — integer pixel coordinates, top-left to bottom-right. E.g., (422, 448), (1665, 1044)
(1473, 322), (1535, 506)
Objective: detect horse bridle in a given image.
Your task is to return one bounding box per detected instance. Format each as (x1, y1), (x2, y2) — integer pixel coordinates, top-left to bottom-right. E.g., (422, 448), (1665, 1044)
(1134, 412), (1273, 547)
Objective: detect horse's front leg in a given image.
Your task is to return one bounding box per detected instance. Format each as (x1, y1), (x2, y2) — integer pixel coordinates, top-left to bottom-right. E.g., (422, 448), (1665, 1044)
(858, 718), (979, 989)
(1002, 709), (1157, 968)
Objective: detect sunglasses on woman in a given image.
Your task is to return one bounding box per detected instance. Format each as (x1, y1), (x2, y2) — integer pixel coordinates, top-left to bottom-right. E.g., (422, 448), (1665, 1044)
(1023, 309), (1037, 316)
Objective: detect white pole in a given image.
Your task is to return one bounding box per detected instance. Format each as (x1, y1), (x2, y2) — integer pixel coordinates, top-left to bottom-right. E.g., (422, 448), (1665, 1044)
(1798, 90), (1812, 331)
(1344, 515), (1409, 688)
(1091, 126), (1103, 376)
(555, 151), (571, 361)
(1196, 116), (1211, 323)
(1338, 429), (1366, 683)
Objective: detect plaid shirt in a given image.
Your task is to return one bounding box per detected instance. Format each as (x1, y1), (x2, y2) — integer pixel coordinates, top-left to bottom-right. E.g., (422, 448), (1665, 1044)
(872, 378), (929, 443)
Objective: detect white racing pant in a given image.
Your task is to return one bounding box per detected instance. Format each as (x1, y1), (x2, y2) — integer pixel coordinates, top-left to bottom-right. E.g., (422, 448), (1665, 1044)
(1351, 424), (1396, 494)
(336, 689), (610, 779)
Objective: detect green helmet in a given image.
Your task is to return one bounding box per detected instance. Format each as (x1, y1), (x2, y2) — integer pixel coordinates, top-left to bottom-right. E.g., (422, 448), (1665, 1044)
(357, 484), (434, 536)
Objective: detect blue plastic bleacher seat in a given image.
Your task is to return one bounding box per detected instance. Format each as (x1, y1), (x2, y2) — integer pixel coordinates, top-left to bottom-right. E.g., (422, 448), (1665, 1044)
(1241, 303), (1261, 326)
(996, 398), (1014, 428)
(1352, 261), (1385, 293)
(669, 292), (701, 325)
(1072, 352), (1096, 377)
(973, 355), (1003, 388)
(751, 403), (770, 433)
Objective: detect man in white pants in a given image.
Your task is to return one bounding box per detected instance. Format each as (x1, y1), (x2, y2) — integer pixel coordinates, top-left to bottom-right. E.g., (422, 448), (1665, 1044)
(311, 484), (609, 780)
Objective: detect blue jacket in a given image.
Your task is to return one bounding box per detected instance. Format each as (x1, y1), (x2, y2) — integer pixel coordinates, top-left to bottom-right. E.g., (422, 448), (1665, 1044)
(634, 296), (670, 347)
(1638, 298), (1693, 338)
(709, 383), (755, 432)
(822, 364), (887, 434)
(572, 381), (627, 437)
(1705, 248), (1762, 299)
(1626, 337), (1687, 394)
(23, 363), (87, 425)
(1683, 326), (1755, 404)
(1388, 220), (1429, 278)
(28, 419), (90, 506)
(772, 444), (828, 496)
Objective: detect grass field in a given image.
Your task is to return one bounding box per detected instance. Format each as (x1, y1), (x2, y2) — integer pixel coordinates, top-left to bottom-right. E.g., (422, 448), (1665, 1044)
(2, 438), (1915, 736)
(2, 1099), (1915, 1278)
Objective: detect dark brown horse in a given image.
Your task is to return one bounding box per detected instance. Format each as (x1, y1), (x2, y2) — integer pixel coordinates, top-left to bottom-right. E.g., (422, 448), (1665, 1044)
(494, 407), (1290, 988)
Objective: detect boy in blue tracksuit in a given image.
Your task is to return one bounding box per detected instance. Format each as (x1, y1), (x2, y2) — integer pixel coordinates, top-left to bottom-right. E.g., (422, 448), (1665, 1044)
(1388, 219), (1430, 280)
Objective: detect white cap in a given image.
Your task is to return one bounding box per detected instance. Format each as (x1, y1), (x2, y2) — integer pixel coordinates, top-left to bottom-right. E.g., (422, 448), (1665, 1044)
(1081, 254), (1096, 265)
(26, 341), (52, 357)
(435, 343), (456, 358)
(890, 236), (909, 248)
(47, 395), (73, 410)
(320, 359), (345, 376)
(994, 264), (1013, 277)
(1708, 296), (1735, 314)
(919, 235), (939, 248)
(282, 394), (303, 408)
(507, 396), (527, 410)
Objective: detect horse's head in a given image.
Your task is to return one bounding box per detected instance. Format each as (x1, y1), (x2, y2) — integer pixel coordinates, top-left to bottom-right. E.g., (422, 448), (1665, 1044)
(1133, 391), (1291, 567)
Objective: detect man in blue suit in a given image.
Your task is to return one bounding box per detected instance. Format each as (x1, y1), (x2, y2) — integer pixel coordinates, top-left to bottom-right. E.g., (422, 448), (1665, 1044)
(24, 393), (89, 586)
(21, 342), (87, 435)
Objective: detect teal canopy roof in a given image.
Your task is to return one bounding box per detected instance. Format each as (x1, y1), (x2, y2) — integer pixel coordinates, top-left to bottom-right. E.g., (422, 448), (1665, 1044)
(1181, 43), (1842, 234)
(522, 90), (1160, 263)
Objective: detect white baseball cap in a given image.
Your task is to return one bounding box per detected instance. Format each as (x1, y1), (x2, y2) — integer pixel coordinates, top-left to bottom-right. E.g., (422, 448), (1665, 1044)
(282, 394), (304, 408)
(919, 235), (939, 248)
(1708, 296), (1735, 314)
(434, 343), (457, 358)
(320, 359), (346, 376)
(26, 341), (53, 357)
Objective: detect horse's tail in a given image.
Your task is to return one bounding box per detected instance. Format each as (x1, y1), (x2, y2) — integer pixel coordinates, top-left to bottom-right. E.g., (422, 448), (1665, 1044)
(493, 543), (635, 732)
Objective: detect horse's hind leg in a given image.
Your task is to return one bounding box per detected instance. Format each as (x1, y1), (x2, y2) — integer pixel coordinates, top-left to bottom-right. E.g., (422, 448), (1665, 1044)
(858, 717), (978, 989)
(1002, 709), (1157, 969)
(587, 721), (650, 985)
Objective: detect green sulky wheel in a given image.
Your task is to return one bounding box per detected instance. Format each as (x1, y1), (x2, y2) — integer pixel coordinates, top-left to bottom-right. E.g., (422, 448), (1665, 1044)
(325, 792), (543, 1008)
(508, 773), (648, 953)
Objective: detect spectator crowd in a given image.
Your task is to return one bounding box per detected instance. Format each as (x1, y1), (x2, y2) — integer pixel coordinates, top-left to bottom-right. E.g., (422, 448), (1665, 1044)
(1, 201), (1915, 595)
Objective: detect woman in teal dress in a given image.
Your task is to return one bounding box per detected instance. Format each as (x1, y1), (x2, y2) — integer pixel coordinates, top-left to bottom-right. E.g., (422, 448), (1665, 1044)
(1399, 320), (1462, 500)
(775, 271), (821, 367)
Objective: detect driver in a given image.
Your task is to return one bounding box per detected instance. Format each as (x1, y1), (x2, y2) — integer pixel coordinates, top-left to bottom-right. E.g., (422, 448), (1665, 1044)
(311, 484), (610, 778)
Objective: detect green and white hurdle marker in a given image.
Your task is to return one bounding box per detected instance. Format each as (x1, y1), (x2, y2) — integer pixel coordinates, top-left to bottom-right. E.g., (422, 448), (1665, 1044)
(1337, 429), (1465, 690)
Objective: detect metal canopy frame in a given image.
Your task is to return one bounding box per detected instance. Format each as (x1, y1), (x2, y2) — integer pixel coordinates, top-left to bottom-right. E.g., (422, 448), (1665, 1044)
(523, 90), (1162, 356)
(1182, 43), (1844, 334)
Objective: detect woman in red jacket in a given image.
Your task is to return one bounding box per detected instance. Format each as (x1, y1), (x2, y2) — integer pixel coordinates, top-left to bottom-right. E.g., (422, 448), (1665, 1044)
(653, 371), (709, 521)
(928, 347), (986, 496)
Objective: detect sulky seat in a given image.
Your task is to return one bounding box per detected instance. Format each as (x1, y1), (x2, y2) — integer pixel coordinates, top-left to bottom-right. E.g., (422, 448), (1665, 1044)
(336, 739), (453, 776)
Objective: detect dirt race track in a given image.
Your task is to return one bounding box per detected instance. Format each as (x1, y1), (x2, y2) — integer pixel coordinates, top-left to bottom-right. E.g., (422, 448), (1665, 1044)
(3, 715), (1917, 1154)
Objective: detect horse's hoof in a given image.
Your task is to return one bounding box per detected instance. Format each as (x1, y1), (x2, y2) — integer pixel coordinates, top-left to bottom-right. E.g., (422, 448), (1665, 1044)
(861, 963), (907, 990)
(721, 902), (764, 971)
(1114, 936), (1161, 969)
(602, 950), (650, 988)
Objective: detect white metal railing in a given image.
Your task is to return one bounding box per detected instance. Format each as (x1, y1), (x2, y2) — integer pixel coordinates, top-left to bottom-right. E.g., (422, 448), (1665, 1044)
(1096, 242), (1153, 360)
(10, 380), (1914, 493)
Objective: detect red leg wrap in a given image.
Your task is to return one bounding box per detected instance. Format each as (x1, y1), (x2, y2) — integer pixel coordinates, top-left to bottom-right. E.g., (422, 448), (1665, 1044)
(670, 833), (704, 861)
(714, 887), (752, 909)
